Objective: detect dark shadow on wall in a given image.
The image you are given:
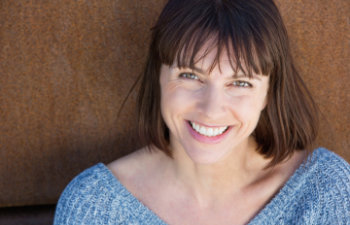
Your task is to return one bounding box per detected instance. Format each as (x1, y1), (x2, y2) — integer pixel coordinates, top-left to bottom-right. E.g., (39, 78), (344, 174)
(0, 205), (55, 225)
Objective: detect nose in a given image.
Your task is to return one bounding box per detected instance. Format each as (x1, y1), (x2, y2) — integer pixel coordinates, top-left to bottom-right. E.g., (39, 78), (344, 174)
(197, 84), (226, 120)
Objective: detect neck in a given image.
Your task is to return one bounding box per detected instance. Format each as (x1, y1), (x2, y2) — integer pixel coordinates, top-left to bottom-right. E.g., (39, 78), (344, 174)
(168, 137), (272, 206)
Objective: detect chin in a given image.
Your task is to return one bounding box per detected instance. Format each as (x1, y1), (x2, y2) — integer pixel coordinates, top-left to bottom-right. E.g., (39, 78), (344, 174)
(181, 144), (231, 165)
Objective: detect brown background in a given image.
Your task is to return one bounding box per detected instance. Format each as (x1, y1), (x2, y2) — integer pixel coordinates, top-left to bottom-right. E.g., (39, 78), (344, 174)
(0, 0), (349, 208)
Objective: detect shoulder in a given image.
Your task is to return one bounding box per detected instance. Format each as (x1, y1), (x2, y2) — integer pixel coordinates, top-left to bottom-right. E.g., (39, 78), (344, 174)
(107, 147), (168, 190)
(250, 148), (350, 224)
(287, 148), (349, 188)
(107, 148), (151, 181)
(301, 148), (350, 223)
(54, 149), (168, 225)
(53, 163), (138, 224)
(309, 147), (350, 185)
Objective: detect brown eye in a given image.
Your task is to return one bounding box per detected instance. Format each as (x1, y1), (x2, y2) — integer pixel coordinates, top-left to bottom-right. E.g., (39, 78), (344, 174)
(179, 73), (199, 80)
(232, 80), (252, 88)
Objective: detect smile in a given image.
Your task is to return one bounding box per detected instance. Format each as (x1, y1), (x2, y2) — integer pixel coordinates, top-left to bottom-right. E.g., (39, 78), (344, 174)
(189, 121), (229, 137)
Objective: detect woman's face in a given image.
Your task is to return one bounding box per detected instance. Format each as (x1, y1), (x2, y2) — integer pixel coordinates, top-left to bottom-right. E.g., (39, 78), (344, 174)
(159, 48), (269, 164)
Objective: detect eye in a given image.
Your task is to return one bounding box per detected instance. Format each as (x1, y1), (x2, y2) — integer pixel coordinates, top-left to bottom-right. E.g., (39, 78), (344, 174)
(232, 80), (252, 88)
(179, 73), (199, 81)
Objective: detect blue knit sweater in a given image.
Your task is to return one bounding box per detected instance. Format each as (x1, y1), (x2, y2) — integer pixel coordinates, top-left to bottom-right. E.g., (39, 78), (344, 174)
(54, 148), (350, 224)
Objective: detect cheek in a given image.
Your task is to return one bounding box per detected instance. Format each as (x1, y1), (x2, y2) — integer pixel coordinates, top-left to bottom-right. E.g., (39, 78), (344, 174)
(228, 95), (266, 122)
(161, 82), (198, 105)
(160, 84), (194, 121)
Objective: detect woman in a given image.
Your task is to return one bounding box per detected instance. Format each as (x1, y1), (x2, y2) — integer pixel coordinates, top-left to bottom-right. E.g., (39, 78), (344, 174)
(54, 0), (350, 224)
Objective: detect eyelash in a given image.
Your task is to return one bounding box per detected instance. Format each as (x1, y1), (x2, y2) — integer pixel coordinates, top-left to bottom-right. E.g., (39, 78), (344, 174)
(232, 80), (252, 88)
(179, 73), (199, 80)
(179, 72), (252, 88)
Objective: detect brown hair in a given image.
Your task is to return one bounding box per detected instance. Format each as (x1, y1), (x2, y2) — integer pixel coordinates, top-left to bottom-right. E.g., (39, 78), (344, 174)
(137, 0), (318, 167)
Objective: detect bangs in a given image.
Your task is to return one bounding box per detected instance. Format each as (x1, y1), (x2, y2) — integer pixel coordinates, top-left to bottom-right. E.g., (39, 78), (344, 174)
(153, 0), (275, 77)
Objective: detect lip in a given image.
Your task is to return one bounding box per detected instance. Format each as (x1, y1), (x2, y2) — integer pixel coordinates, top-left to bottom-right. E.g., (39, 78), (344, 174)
(190, 120), (228, 128)
(186, 120), (232, 144)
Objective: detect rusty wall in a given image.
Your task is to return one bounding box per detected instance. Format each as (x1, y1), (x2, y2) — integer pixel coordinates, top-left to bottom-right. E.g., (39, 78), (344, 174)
(0, 0), (167, 207)
(0, 0), (349, 207)
(275, 0), (350, 159)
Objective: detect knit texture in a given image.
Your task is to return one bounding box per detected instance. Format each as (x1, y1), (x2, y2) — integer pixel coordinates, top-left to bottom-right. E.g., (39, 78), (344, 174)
(54, 148), (350, 224)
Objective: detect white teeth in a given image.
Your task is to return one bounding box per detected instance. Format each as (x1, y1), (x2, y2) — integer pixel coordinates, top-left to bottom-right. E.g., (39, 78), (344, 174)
(190, 122), (228, 137)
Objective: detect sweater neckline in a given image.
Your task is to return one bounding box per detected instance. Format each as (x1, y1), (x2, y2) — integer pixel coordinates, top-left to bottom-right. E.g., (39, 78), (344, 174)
(100, 148), (323, 224)
(247, 148), (321, 224)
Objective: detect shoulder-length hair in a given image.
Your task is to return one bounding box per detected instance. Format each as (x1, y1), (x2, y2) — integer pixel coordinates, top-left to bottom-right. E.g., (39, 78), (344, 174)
(137, 0), (318, 167)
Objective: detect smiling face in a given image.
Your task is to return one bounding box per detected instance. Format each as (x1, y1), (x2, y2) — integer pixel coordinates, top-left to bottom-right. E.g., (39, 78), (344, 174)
(159, 47), (270, 164)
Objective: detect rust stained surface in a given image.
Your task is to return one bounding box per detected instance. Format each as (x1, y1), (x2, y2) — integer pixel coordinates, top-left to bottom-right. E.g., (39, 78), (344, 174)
(275, 0), (350, 159)
(0, 0), (349, 207)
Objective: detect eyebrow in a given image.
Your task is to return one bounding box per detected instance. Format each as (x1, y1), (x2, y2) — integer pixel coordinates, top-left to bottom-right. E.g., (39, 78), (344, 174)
(187, 65), (262, 81)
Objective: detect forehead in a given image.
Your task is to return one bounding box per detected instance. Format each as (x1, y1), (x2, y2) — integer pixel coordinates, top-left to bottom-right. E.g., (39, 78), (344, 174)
(199, 46), (230, 70)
